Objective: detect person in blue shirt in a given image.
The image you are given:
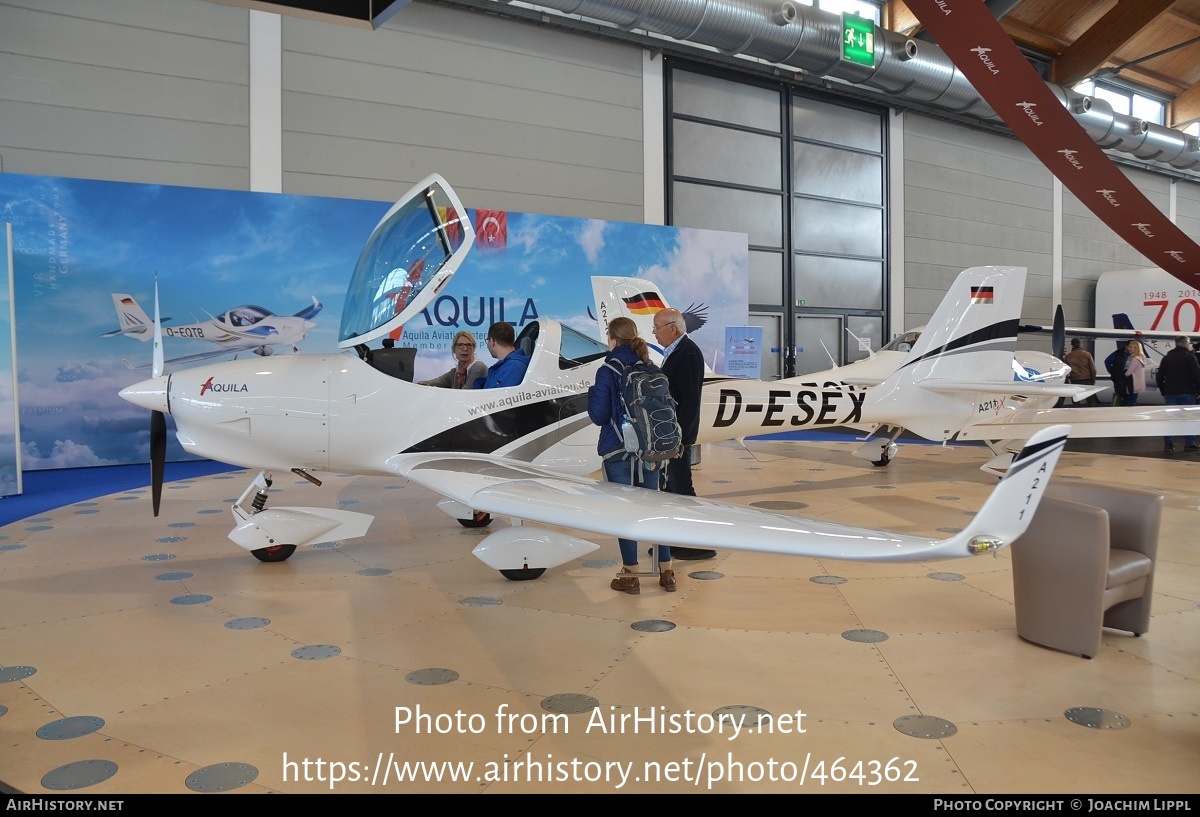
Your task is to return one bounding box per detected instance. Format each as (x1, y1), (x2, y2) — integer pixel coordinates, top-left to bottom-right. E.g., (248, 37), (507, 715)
(586, 316), (674, 594)
(474, 321), (529, 389)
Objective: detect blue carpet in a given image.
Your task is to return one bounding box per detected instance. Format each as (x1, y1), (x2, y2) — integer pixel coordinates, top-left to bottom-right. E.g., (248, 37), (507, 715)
(0, 460), (241, 527)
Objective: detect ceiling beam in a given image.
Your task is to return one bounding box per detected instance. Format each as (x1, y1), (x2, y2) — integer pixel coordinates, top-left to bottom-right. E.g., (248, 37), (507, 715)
(885, 1), (920, 36)
(1171, 82), (1200, 128)
(1051, 0), (1179, 86)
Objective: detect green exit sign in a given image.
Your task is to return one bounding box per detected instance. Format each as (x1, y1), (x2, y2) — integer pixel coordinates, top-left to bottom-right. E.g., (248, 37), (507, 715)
(841, 13), (875, 67)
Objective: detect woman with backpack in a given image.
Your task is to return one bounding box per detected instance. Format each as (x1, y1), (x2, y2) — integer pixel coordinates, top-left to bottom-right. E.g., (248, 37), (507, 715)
(1124, 340), (1148, 406)
(587, 316), (676, 594)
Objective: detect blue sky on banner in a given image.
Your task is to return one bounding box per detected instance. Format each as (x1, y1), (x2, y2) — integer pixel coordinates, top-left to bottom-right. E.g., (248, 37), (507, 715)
(0, 174), (747, 469)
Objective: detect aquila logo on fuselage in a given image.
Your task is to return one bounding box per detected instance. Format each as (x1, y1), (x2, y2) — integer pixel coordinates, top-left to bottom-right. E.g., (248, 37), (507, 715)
(200, 376), (248, 396)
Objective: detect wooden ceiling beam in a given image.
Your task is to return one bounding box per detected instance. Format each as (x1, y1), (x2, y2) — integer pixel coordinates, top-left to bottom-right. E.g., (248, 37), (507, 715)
(1171, 82), (1200, 127)
(1051, 0), (1179, 86)
(885, 1), (920, 36)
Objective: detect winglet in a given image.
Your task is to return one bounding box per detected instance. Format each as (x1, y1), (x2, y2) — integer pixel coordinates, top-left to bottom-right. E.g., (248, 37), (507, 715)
(945, 424), (1069, 557)
(294, 296), (323, 321)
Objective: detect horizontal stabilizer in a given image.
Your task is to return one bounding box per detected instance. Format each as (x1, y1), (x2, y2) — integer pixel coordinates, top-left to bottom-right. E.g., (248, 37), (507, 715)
(919, 379), (1097, 399)
(957, 405), (1200, 440)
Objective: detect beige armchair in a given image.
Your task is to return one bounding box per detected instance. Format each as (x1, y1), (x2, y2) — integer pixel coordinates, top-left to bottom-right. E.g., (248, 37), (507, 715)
(1009, 482), (1162, 659)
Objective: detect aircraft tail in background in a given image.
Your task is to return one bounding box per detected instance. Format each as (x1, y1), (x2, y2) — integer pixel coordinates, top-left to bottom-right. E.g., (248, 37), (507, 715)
(102, 293), (164, 340)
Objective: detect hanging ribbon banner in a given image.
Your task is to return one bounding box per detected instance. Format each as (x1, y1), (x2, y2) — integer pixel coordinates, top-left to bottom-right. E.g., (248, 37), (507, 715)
(903, 0), (1200, 284)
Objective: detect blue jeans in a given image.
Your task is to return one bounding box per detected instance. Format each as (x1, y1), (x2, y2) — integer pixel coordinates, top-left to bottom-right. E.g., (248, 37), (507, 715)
(1164, 393), (1197, 447)
(602, 456), (670, 567)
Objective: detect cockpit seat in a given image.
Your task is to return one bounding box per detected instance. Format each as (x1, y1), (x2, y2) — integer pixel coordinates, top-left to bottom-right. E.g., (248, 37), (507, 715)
(370, 346), (417, 382)
(516, 322), (539, 360)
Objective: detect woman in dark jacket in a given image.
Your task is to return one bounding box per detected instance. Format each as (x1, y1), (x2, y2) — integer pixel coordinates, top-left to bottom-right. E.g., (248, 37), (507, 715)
(587, 317), (674, 594)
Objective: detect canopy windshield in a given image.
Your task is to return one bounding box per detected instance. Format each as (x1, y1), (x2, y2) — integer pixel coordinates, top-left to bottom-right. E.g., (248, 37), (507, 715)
(339, 175), (474, 347)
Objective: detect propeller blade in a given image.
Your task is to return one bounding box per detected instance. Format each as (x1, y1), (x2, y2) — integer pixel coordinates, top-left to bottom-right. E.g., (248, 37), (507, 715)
(1052, 303), (1065, 359)
(152, 274), (164, 379)
(150, 409), (166, 517)
(151, 273), (166, 515)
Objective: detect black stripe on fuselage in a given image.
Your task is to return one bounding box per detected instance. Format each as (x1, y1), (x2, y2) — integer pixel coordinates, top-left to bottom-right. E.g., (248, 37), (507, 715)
(403, 393), (590, 456)
(896, 319), (1020, 373)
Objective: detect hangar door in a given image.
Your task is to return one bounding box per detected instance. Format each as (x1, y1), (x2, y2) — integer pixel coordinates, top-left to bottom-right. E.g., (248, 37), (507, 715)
(666, 63), (888, 378)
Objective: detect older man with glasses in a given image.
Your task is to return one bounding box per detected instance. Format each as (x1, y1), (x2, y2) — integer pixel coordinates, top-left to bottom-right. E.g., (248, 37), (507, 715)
(651, 308), (714, 560)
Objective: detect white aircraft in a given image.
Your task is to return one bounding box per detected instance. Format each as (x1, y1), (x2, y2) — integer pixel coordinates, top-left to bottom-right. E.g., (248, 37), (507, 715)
(104, 291), (322, 368)
(597, 275), (1198, 474)
(116, 175), (1190, 578)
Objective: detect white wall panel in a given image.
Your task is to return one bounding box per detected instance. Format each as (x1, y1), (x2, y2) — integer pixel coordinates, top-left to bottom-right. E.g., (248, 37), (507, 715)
(903, 115), (1053, 328)
(0, 0), (250, 186)
(280, 2), (644, 218)
(0, 0), (644, 220)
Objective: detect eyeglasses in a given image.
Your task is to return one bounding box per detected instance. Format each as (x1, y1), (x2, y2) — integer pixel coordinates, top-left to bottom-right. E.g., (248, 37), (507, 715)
(454, 343), (474, 349)
(652, 321), (670, 330)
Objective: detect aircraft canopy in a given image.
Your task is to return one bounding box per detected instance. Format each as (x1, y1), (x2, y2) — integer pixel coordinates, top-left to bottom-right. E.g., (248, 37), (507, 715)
(339, 174), (475, 348)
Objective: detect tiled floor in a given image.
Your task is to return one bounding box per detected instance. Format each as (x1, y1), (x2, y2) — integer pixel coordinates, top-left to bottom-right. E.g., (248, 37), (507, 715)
(0, 438), (1197, 794)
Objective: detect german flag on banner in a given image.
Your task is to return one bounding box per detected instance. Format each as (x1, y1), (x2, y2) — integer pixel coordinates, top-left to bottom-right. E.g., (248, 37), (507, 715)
(970, 286), (994, 304)
(622, 291), (667, 315)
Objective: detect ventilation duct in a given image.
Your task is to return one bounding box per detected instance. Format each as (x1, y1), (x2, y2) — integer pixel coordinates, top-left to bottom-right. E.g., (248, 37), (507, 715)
(524, 0), (1199, 172)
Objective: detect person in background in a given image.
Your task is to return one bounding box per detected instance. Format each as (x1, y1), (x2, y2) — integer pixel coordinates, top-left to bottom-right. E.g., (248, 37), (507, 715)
(651, 307), (714, 562)
(475, 321), (529, 389)
(1064, 338), (1098, 406)
(420, 330), (486, 389)
(587, 316), (674, 594)
(1157, 335), (1200, 453)
(1124, 340), (1147, 406)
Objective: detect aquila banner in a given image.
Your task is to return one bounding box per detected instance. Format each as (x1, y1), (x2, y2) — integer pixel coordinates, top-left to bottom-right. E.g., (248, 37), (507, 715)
(0, 173), (748, 470)
(904, 0), (1200, 281)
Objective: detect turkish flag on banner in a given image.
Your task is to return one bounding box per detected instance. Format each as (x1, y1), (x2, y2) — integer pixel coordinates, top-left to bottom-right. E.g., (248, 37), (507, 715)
(474, 209), (507, 253)
(904, 0), (1200, 284)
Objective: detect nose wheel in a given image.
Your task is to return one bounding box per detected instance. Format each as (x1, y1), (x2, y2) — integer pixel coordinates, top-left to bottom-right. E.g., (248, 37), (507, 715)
(251, 544), (296, 562)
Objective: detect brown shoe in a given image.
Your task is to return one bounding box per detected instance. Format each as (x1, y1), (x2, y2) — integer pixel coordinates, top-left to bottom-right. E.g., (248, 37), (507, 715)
(659, 569), (676, 592)
(611, 571), (640, 595)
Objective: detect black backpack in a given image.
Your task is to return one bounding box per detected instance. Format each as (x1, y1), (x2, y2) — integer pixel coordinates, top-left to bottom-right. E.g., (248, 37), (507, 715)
(604, 358), (682, 464)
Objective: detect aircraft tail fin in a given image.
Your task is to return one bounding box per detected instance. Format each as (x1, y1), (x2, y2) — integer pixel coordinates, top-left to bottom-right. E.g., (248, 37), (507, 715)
(591, 276), (672, 357)
(869, 266), (1025, 440)
(590, 276), (713, 371)
(940, 424), (1068, 556)
(108, 293), (157, 341)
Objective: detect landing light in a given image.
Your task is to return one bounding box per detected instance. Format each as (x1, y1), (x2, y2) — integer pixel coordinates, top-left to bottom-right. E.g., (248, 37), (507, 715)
(968, 535), (1003, 555)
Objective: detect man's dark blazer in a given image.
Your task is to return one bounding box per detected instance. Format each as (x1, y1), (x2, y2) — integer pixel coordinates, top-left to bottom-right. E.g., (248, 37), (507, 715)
(661, 334), (703, 445)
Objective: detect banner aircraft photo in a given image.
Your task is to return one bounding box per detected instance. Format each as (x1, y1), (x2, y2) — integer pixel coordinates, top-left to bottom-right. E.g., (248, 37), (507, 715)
(104, 290), (323, 368)
(117, 175), (1190, 579)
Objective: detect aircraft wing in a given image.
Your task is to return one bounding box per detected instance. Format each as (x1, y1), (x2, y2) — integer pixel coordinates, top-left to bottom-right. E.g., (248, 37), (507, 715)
(1021, 323), (1194, 342)
(919, 379), (1096, 399)
(957, 405), (1200, 440)
(122, 345), (258, 370)
(386, 425), (1069, 563)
